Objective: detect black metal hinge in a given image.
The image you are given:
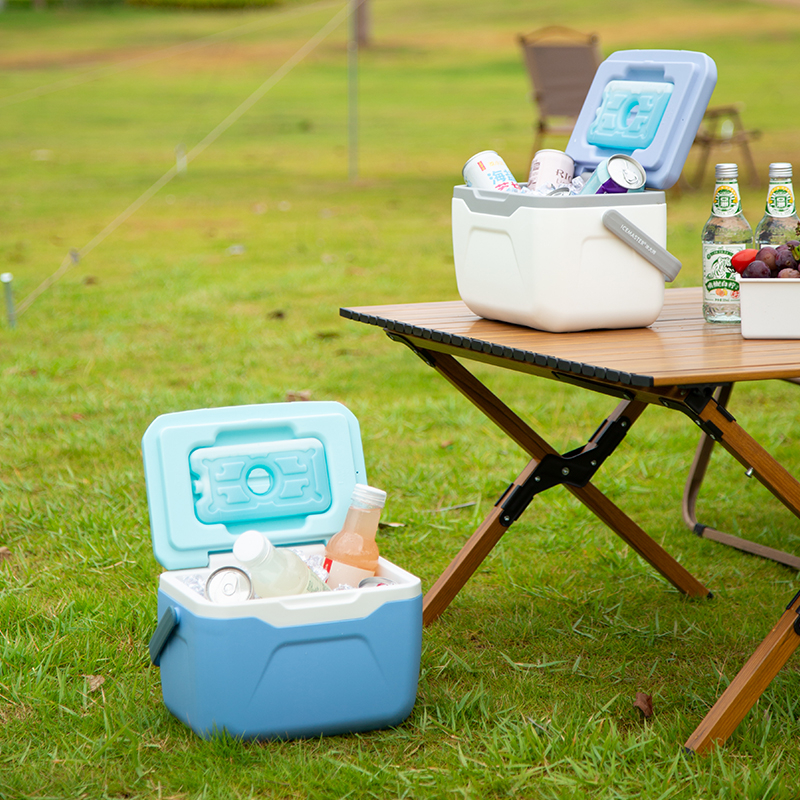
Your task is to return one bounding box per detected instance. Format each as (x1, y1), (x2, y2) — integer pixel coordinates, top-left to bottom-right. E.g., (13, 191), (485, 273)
(787, 588), (800, 637)
(496, 414), (633, 527)
(659, 385), (735, 442)
(385, 331), (436, 367)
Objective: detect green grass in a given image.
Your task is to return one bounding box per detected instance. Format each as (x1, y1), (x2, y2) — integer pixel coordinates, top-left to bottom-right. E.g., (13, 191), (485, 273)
(2, 0), (800, 797)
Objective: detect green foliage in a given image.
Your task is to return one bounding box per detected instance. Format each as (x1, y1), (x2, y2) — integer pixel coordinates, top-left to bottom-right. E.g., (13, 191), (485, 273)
(2, 1), (800, 797)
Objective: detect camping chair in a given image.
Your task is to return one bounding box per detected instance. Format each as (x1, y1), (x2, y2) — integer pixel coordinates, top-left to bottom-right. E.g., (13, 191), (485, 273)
(518, 26), (602, 159)
(688, 105), (761, 189)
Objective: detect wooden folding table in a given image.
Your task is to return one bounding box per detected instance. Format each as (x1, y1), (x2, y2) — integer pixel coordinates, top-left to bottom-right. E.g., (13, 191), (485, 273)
(341, 286), (800, 754)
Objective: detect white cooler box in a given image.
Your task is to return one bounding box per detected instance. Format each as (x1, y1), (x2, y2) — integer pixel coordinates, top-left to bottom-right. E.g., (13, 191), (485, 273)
(142, 401), (423, 741)
(453, 49), (718, 333)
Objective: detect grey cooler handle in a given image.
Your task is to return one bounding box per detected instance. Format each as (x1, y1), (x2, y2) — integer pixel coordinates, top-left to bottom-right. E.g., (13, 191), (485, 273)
(602, 209), (682, 282)
(149, 606), (180, 666)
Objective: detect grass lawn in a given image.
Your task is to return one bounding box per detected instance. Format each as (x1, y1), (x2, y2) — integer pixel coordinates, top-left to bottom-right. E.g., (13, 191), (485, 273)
(2, 0), (800, 797)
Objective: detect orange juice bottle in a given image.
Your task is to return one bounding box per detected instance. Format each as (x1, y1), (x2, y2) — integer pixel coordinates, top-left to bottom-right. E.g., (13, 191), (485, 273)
(324, 484), (386, 588)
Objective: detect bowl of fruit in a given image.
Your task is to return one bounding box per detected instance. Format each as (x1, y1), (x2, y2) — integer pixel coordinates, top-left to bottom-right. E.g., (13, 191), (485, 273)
(733, 241), (800, 339)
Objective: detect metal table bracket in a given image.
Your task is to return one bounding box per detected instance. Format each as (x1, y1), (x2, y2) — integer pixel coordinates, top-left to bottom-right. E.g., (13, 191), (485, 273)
(497, 414), (633, 527)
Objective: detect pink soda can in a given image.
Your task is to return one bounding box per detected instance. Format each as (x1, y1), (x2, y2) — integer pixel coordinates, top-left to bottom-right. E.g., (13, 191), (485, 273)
(528, 149), (575, 191)
(462, 151), (520, 192)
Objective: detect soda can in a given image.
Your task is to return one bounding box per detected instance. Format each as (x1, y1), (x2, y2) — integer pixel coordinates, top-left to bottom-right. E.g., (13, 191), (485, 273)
(579, 154), (646, 195)
(528, 149), (575, 191)
(358, 576), (397, 589)
(205, 567), (253, 604)
(462, 151), (520, 192)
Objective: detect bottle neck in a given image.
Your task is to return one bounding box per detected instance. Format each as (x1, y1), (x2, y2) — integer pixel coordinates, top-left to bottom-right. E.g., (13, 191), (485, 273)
(342, 504), (381, 541)
(764, 178), (796, 218)
(711, 180), (743, 218)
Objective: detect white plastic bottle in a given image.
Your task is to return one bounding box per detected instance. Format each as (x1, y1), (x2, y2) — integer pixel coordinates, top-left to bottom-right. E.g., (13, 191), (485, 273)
(233, 530), (328, 598)
(702, 163), (752, 322)
(323, 484), (386, 588)
(755, 162), (800, 247)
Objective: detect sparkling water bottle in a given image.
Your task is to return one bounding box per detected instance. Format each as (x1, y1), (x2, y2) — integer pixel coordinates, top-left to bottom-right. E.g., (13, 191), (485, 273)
(324, 484), (386, 588)
(233, 530), (328, 598)
(755, 162), (800, 248)
(702, 163), (753, 323)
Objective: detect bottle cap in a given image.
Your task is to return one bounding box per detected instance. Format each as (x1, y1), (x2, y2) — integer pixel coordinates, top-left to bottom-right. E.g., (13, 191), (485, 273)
(232, 530), (272, 566)
(350, 483), (387, 509)
(769, 162), (793, 180)
(715, 163), (739, 181)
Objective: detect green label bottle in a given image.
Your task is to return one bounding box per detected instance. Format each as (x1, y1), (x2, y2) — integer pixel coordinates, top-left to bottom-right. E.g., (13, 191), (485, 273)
(755, 162), (800, 247)
(702, 163), (752, 323)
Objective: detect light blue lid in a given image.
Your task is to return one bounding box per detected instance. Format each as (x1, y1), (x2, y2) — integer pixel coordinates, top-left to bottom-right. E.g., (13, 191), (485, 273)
(566, 50), (717, 190)
(142, 402), (367, 570)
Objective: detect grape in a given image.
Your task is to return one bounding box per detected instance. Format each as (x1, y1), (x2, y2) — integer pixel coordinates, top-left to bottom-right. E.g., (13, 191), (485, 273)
(777, 268), (800, 279)
(757, 246), (778, 269)
(775, 246), (798, 271)
(741, 260), (771, 278)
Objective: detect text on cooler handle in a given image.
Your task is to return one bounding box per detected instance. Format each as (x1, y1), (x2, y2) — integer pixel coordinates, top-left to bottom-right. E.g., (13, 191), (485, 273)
(602, 209), (682, 282)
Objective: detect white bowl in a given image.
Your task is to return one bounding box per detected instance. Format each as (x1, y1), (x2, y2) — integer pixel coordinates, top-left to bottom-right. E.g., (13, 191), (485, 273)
(739, 277), (800, 339)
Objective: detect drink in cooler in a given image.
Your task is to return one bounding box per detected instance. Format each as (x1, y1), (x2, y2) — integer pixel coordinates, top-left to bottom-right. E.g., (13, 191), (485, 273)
(755, 162), (800, 247)
(528, 149), (574, 191)
(578, 154), (646, 195)
(462, 151), (520, 192)
(324, 484), (386, 588)
(702, 163), (752, 323)
(233, 530), (329, 598)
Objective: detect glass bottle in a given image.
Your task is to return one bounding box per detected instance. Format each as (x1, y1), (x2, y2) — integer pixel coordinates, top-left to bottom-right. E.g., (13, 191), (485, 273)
(754, 162), (800, 248)
(232, 530), (328, 598)
(323, 484), (386, 588)
(702, 163), (753, 323)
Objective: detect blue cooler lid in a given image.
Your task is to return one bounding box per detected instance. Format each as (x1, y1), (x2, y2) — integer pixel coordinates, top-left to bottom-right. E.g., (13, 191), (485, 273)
(142, 402), (367, 570)
(566, 50), (717, 190)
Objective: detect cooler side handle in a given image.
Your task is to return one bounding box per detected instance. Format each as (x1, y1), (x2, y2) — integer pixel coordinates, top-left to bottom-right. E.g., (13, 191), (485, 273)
(602, 209), (682, 282)
(149, 606), (180, 667)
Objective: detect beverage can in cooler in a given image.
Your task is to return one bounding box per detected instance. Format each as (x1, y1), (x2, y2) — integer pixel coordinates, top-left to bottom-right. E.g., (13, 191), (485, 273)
(358, 576), (397, 588)
(462, 151), (520, 192)
(528, 149), (575, 190)
(579, 154), (646, 195)
(205, 567), (253, 603)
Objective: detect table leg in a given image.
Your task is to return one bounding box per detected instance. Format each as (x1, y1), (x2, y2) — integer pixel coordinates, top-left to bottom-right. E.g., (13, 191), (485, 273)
(684, 590), (800, 755)
(423, 458), (537, 625)
(416, 347), (711, 624)
(689, 392), (800, 522)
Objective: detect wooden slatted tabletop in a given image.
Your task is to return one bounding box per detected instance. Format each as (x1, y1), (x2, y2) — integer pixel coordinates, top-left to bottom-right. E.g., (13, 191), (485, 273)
(341, 287), (800, 388)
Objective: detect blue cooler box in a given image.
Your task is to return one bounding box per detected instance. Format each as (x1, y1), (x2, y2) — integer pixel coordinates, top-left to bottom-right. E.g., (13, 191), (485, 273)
(142, 401), (423, 740)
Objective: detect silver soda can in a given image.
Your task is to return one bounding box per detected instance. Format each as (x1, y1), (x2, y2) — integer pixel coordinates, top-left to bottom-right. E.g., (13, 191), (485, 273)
(462, 150), (520, 192)
(205, 567), (253, 603)
(579, 154), (646, 195)
(528, 149), (575, 191)
(358, 576), (397, 588)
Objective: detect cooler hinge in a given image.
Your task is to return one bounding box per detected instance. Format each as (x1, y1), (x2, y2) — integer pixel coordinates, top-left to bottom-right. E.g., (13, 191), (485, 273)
(496, 414), (633, 528)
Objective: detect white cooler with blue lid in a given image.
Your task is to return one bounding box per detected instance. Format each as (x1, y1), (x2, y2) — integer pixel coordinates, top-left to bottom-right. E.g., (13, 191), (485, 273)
(453, 49), (717, 332)
(142, 401), (422, 740)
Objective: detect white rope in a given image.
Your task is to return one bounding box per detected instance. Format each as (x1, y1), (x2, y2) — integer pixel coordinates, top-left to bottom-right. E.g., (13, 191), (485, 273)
(15, 2), (351, 317)
(0, 0), (343, 109)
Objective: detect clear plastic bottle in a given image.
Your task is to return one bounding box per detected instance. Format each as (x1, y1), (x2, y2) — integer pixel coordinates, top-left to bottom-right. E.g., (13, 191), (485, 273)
(323, 484), (386, 588)
(232, 530), (329, 598)
(754, 162), (800, 248)
(702, 163), (753, 323)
